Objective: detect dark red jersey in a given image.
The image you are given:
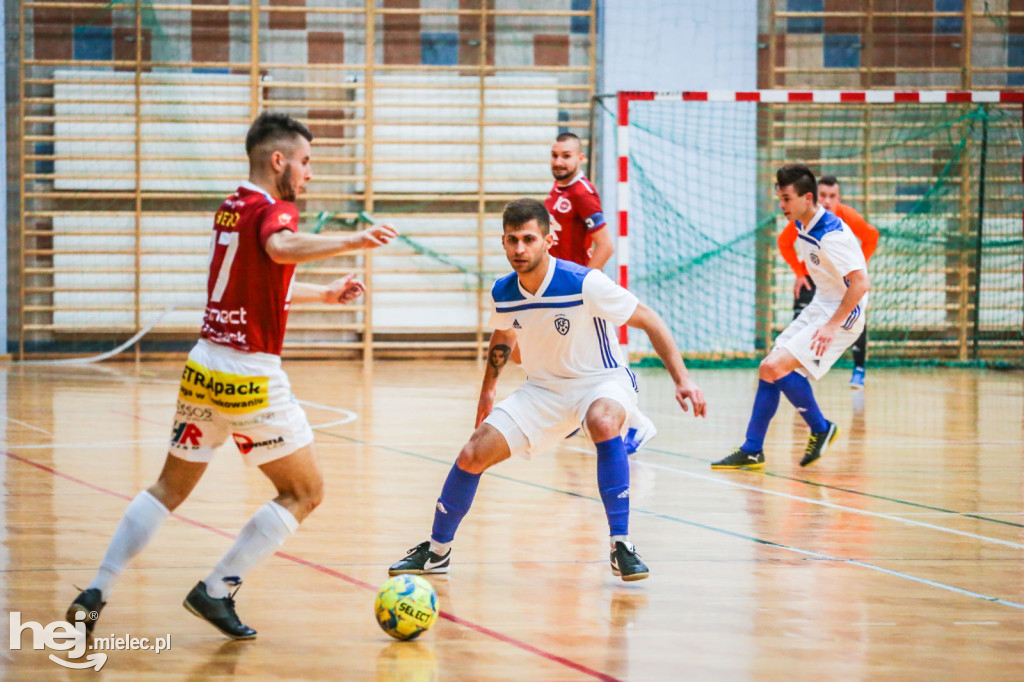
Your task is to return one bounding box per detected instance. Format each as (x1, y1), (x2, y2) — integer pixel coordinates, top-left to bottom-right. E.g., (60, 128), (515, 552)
(200, 181), (299, 355)
(545, 173), (606, 266)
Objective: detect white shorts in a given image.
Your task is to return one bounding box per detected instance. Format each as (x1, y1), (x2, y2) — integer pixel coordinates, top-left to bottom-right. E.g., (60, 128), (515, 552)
(483, 368), (641, 458)
(169, 339), (314, 467)
(775, 299), (866, 380)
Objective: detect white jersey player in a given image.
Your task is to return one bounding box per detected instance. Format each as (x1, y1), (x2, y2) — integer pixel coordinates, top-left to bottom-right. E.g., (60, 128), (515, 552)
(388, 197), (705, 582)
(713, 163), (870, 471)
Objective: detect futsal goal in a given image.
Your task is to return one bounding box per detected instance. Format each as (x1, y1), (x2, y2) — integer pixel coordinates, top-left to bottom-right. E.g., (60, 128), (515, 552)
(614, 89), (1024, 365)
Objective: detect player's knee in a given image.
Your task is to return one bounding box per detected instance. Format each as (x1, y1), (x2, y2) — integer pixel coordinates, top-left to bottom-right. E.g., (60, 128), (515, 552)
(585, 412), (623, 442)
(456, 441), (489, 475)
(758, 357), (785, 382)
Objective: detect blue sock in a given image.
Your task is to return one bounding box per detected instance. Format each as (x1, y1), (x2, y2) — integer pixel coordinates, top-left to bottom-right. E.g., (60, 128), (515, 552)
(430, 464), (481, 544)
(596, 437), (630, 536)
(742, 380), (781, 452)
(775, 371), (828, 432)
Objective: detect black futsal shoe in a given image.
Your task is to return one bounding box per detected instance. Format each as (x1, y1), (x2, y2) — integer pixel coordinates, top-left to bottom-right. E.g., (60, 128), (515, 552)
(800, 420), (839, 467)
(66, 588), (105, 635)
(610, 541), (649, 581)
(183, 579), (257, 640)
(711, 448), (765, 470)
(388, 541), (451, 576)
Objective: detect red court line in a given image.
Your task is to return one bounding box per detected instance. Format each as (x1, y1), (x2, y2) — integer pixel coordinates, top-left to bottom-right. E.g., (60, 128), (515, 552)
(2, 449), (621, 682)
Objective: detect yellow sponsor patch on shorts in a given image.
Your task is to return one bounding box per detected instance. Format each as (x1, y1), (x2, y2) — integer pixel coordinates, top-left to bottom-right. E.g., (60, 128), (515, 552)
(178, 358), (269, 414)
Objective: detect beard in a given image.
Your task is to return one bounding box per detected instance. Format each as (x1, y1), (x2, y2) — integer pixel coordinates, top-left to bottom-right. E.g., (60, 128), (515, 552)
(551, 167), (574, 181)
(276, 166), (298, 202)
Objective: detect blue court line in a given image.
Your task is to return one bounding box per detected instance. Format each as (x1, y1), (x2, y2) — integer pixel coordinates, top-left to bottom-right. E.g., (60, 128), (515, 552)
(644, 445), (1024, 530)
(314, 429), (1024, 611)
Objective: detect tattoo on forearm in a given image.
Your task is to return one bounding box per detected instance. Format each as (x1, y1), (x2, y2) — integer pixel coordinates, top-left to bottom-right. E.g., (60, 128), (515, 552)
(489, 344), (511, 378)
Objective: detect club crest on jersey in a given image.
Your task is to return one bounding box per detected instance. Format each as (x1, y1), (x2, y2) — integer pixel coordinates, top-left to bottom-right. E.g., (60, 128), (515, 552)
(554, 315), (570, 335)
(809, 252), (820, 266)
(553, 196), (572, 213)
(279, 213), (292, 225)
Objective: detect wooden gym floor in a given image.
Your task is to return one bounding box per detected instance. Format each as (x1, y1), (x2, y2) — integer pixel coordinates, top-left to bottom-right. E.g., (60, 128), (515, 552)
(1, 358), (1022, 680)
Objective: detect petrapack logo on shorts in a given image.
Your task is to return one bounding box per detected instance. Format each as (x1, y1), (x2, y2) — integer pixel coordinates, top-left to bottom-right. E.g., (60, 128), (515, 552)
(178, 359), (269, 414)
(232, 433), (285, 455)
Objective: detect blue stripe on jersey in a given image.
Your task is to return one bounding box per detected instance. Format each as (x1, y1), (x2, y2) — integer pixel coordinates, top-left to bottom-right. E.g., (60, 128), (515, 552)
(806, 209), (844, 241)
(593, 318), (617, 369)
(491, 272), (526, 304)
(625, 367), (638, 392)
(497, 299), (584, 313)
(796, 232), (819, 247)
(546, 259), (590, 297)
(593, 319), (610, 367)
(842, 304), (861, 330)
(604, 321), (618, 368)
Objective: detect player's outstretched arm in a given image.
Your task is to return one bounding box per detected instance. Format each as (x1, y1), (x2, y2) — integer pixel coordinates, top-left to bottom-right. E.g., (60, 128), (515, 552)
(289, 275), (366, 304)
(265, 224), (398, 264)
(810, 268), (870, 357)
(626, 302), (706, 418)
(475, 328), (517, 428)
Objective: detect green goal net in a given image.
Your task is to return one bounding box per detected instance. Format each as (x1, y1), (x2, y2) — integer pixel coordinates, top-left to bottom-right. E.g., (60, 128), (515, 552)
(621, 95), (1023, 366)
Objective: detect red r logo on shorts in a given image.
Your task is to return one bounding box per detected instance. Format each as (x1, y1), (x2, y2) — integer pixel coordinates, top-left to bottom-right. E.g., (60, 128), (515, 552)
(172, 423), (203, 447)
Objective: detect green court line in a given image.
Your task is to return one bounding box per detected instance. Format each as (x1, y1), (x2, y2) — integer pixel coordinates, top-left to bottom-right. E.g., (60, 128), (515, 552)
(313, 428), (1024, 611)
(643, 445), (1024, 530)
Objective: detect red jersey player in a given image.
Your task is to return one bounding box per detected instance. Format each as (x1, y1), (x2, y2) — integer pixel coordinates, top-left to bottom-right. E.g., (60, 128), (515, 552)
(68, 113), (397, 639)
(545, 132), (614, 270)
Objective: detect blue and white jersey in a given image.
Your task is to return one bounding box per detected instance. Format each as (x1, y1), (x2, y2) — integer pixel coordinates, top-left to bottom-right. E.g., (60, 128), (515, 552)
(489, 258), (639, 385)
(795, 205), (870, 314)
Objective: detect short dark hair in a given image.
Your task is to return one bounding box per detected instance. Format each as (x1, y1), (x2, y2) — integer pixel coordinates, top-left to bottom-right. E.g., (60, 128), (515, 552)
(245, 112), (313, 157)
(818, 174), (839, 188)
(776, 163), (817, 203)
(503, 198), (550, 235)
(555, 132), (581, 145)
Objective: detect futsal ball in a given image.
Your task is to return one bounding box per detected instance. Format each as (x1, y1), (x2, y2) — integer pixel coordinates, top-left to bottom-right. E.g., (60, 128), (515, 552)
(374, 575), (439, 640)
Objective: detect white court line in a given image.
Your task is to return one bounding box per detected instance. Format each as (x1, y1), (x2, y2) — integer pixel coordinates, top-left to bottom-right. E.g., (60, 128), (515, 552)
(16, 307), (176, 365)
(3, 416), (52, 435)
(645, 459), (1024, 550)
(298, 399), (358, 428)
(4, 438), (167, 450)
(561, 444), (1024, 550)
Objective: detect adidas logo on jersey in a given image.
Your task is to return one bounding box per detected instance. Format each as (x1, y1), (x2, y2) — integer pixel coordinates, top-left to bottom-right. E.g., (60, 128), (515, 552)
(512, 319), (522, 329)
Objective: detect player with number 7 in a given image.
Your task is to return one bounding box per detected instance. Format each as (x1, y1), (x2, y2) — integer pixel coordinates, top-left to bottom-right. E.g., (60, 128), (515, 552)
(67, 112), (397, 640)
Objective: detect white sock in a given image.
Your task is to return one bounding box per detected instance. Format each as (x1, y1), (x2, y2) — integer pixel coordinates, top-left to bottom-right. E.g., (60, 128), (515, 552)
(88, 490), (170, 600)
(428, 539), (451, 556)
(204, 501), (298, 599)
(610, 535), (630, 549)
